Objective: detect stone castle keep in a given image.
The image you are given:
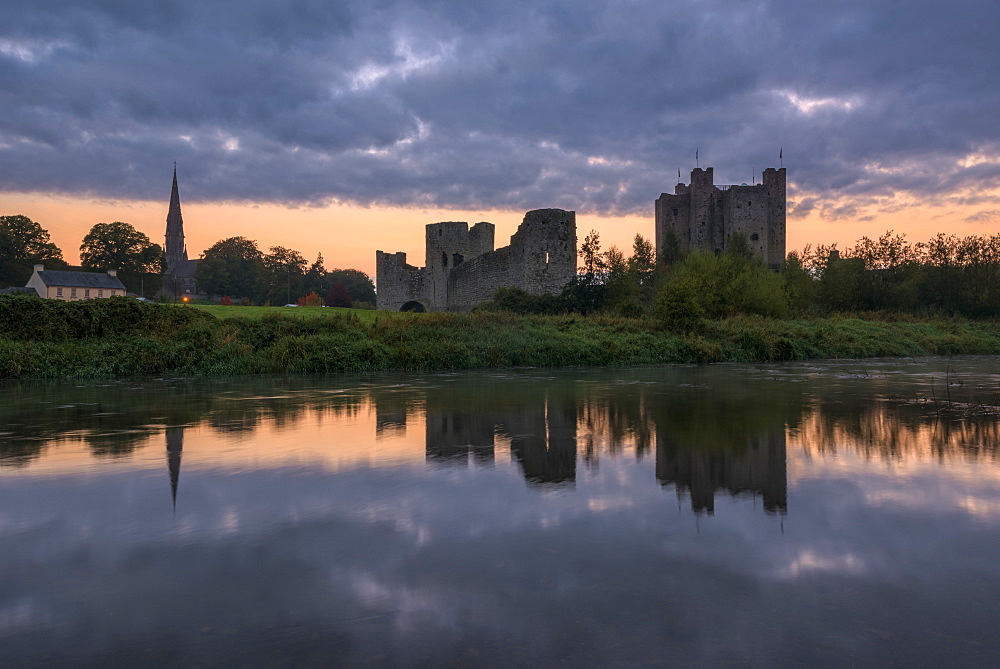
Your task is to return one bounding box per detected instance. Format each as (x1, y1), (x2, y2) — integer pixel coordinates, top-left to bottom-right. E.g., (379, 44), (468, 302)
(377, 208), (576, 312)
(656, 167), (786, 269)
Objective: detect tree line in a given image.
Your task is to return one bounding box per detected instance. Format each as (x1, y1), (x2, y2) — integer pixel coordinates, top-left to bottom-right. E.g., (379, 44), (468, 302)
(0, 215), (164, 296)
(0, 215), (375, 306)
(478, 229), (1000, 325)
(194, 236), (375, 307)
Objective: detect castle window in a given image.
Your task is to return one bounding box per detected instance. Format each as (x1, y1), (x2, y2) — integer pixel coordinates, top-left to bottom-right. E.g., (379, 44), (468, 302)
(545, 252), (550, 264)
(672, 208), (678, 216)
(453, 253), (464, 266)
(441, 252), (448, 267)
(750, 233), (759, 241)
(748, 201), (752, 207)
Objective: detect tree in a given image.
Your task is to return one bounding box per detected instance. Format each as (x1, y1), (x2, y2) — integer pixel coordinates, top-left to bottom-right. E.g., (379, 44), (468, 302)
(194, 237), (264, 301)
(325, 283), (353, 308)
(659, 250), (787, 319)
(327, 269), (376, 305)
(579, 229), (606, 283)
(298, 291), (324, 307)
(80, 221), (164, 273)
(781, 251), (816, 314)
(302, 253), (327, 296)
(261, 246), (307, 305)
(79, 221), (164, 296)
(658, 227), (684, 267)
(627, 234), (656, 283)
(0, 215), (65, 287)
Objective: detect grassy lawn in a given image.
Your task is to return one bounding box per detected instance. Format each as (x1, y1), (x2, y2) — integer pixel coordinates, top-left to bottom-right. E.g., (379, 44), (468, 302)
(190, 304), (388, 323)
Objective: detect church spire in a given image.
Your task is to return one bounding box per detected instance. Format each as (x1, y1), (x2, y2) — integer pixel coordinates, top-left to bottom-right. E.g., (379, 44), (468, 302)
(165, 165), (188, 272)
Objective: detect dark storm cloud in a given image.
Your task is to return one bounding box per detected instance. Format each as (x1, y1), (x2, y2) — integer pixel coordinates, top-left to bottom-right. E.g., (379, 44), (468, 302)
(1, 0), (998, 215)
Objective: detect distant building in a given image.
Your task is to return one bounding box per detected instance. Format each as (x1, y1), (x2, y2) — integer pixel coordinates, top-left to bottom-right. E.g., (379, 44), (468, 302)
(376, 208), (577, 312)
(655, 167), (786, 269)
(161, 167), (202, 299)
(0, 287), (40, 297)
(25, 265), (126, 300)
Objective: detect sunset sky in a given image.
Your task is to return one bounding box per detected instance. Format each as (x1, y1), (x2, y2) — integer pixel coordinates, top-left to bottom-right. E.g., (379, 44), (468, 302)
(2, 0), (998, 277)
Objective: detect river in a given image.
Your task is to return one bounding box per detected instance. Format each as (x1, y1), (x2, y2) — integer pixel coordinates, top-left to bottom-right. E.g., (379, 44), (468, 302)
(2, 358), (1000, 666)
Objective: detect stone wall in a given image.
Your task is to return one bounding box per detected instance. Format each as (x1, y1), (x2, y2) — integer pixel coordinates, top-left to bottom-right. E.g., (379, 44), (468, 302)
(447, 247), (512, 311)
(376, 208), (576, 312)
(374, 251), (428, 312)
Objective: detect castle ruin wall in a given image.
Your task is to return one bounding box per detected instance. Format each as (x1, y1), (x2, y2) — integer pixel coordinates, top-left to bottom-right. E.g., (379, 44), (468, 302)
(377, 208), (576, 312)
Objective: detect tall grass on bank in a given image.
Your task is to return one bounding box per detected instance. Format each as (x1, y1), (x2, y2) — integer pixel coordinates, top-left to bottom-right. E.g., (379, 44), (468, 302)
(1, 295), (999, 379)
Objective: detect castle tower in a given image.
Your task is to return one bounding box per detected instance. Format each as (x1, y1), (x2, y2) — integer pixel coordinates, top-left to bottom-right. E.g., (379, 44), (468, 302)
(164, 166), (188, 272)
(655, 166), (786, 269)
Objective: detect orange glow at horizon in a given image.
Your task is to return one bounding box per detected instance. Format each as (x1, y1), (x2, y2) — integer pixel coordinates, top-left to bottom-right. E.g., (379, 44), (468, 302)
(2, 186), (998, 279)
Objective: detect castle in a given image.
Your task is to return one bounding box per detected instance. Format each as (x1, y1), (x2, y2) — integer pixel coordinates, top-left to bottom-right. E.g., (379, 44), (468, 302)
(655, 167), (786, 269)
(376, 208), (576, 312)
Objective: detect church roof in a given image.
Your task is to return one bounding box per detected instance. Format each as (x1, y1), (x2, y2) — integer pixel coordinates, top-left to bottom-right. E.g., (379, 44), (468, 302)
(166, 258), (200, 278)
(34, 270), (126, 290)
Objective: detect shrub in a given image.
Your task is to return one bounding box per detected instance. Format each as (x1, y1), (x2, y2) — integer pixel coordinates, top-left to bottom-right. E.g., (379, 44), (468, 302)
(297, 291), (324, 307)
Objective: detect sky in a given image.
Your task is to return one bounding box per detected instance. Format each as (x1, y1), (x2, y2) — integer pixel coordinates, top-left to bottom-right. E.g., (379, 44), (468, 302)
(1, 0), (998, 276)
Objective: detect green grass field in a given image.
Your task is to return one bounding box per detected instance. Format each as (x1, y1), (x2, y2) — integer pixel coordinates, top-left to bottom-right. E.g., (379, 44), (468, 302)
(190, 304), (387, 323)
(3, 293), (1000, 379)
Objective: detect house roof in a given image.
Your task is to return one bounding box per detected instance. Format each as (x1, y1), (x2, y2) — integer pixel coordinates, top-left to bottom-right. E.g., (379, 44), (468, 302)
(35, 270), (127, 290)
(0, 287), (40, 297)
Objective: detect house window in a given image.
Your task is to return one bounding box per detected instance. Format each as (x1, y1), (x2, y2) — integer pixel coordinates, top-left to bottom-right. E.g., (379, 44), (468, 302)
(84, 289), (90, 298)
(56, 287), (63, 297)
(70, 288), (77, 299)
(98, 290), (104, 297)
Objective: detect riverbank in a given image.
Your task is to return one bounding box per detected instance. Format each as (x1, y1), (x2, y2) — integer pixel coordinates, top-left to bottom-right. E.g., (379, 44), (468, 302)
(1, 296), (998, 378)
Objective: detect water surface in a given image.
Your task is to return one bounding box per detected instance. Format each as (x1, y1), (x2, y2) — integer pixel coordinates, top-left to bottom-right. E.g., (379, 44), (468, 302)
(3, 358), (1000, 666)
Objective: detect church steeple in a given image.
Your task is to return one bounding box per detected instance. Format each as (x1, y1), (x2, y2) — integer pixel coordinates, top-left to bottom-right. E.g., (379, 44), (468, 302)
(165, 164), (188, 272)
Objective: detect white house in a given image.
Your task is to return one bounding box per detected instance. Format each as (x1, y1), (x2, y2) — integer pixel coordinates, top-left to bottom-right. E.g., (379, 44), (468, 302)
(25, 264), (127, 300)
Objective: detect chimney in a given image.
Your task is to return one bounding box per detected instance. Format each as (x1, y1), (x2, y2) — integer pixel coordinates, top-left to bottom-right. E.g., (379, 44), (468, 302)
(107, 270), (118, 277)
(33, 264), (44, 272)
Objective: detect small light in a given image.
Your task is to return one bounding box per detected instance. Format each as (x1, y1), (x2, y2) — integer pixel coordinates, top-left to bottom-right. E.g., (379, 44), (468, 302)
(182, 296), (190, 303)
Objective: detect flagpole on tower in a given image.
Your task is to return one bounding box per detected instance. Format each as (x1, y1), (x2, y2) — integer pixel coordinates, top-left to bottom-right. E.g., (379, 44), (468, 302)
(779, 147), (783, 168)
(696, 148), (699, 168)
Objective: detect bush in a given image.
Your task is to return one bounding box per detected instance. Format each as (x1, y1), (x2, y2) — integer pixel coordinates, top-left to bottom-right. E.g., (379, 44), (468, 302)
(654, 279), (704, 333)
(297, 292), (324, 307)
(664, 250), (788, 319)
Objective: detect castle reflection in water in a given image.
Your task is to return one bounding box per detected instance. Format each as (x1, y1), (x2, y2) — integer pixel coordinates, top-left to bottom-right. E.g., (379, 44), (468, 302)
(374, 375), (787, 513)
(7, 363), (1000, 517)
